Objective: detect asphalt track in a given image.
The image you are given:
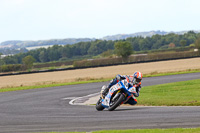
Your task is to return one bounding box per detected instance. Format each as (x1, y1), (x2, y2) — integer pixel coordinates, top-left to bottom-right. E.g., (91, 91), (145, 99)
(0, 73), (200, 133)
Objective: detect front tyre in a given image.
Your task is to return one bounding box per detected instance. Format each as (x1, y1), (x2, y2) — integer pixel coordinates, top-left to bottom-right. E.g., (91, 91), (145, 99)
(96, 98), (105, 111)
(108, 93), (125, 111)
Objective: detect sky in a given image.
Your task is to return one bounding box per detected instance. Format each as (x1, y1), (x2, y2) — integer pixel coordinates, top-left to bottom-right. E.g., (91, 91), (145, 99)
(0, 0), (200, 43)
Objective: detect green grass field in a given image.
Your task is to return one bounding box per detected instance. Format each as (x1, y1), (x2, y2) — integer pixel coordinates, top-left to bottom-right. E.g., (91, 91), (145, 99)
(39, 128), (200, 133)
(143, 69), (200, 77)
(94, 128), (200, 133)
(138, 79), (200, 106)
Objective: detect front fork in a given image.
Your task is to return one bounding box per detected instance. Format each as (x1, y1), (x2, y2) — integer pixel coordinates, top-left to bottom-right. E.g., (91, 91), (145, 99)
(111, 90), (121, 101)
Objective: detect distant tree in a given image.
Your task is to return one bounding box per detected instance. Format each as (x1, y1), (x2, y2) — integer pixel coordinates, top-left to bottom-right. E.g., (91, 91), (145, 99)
(79, 42), (91, 55)
(184, 31), (197, 45)
(101, 50), (114, 57)
(47, 45), (62, 61)
(3, 56), (18, 64)
(22, 55), (35, 69)
(63, 45), (73, 58)
(114, 41), (133, 60)
(126, 37), (140, 51)
(189, 44), (195, 48)
(0, 59), (5, 66)
(180, 40), (187, 47)
(195, 37), (200, 55)
(88, 44), (99, 55)
(138, 38), (152, 51)
(0, 53), (3, 64)
(39, 50), (48, 62)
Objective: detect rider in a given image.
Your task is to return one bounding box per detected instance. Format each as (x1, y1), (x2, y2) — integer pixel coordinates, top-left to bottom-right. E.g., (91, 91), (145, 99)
(100, 71), (143, 105)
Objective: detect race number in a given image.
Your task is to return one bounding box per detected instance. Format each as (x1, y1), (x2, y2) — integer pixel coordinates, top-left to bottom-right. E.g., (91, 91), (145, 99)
(110, 83), (121, 92)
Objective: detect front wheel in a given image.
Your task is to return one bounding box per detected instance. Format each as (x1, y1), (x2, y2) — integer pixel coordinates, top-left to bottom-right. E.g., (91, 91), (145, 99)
(96, 98), (105, 111)
(108, 93), (125, 111)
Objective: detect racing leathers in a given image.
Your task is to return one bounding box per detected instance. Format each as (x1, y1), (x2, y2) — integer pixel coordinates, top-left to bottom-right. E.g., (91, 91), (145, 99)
(101, 74), (141, 105)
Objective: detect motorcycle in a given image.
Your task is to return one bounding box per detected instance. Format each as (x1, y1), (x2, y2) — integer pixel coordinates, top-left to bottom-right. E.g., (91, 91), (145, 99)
(96, 79), (136, 111)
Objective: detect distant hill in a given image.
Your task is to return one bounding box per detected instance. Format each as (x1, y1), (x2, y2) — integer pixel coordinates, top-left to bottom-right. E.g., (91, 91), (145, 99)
(102, 30), (200, 40)
(0, 38), (95, 49)
(1, 30), (200, 50)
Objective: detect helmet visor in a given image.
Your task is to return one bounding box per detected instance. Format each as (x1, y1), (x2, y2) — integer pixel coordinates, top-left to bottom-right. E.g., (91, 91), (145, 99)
(136, 78), (141, 83)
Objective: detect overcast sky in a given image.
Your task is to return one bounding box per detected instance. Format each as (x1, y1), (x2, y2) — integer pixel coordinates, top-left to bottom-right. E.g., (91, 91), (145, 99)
(0, 0), (200, 43)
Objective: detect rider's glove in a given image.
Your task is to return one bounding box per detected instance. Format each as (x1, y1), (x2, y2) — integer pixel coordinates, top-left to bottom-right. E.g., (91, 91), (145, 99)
(128, 87), (139, 97)
(116, 74), (121, 81)
(136, 86), (141, 97)
(136, 87), (141, 93)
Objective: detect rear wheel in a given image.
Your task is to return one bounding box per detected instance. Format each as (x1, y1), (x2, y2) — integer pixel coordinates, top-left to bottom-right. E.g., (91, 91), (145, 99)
(108, 93), (125, 111)
(96, 98), (105, 111)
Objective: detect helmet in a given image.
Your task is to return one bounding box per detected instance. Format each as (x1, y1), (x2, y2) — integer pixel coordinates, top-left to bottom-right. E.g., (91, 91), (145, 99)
(133, 71), (143, 84)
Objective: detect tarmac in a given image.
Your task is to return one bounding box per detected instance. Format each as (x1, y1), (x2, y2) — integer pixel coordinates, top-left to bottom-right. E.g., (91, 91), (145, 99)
(84, 95), (100, 105)
(71, 92), (100, 105)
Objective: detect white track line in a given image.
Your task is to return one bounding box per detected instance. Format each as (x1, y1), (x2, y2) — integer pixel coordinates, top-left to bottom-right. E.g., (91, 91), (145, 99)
(62, 97), (77, 100)
(66, 93), (200, 107)
(68, 92), (100, 105)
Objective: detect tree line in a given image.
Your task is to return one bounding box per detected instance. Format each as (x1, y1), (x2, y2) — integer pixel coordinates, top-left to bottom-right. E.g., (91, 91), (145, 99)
(1, 31), (200, 66)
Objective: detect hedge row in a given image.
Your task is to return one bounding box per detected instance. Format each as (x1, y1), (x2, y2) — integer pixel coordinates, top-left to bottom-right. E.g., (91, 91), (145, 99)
(0, 51), (199, 73)
(33, 61), (73, 68)
(73, 51), (199, 67)
(0, 64), (23, 73)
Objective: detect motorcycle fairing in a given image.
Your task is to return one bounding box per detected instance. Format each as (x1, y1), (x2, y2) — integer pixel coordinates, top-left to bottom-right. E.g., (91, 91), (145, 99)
(101, 82), (122, 107)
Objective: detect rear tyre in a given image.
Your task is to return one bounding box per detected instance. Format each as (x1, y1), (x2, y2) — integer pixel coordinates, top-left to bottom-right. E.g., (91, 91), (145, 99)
(108, 93), (125, 111)
(96, 98), (105, 111)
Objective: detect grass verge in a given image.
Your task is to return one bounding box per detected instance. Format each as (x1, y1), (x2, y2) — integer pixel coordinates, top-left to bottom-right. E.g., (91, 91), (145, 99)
(0, 78), (110, 93)
(38, 128), (200, 133)
(94, 128), (200, 133)
(143, 69), (200, 77)
(138, 79), (200, 106)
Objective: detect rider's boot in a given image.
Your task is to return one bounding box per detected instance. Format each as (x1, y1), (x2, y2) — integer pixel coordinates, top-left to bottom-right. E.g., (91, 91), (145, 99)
(100, 85), (109, 99)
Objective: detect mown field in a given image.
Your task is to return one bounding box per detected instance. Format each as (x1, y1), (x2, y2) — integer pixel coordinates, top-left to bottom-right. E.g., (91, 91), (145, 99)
(1, 57), (200, 89)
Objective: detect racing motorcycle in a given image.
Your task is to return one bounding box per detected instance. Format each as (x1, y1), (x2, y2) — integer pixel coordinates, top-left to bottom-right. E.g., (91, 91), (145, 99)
(96, 79), (137, 111)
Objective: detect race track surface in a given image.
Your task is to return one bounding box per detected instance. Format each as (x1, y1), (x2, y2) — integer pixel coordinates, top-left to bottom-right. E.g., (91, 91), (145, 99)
(0, 73), (200, 133)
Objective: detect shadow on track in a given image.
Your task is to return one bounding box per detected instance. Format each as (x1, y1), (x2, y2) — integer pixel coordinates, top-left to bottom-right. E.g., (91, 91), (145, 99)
(104, 106), (150, 111)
